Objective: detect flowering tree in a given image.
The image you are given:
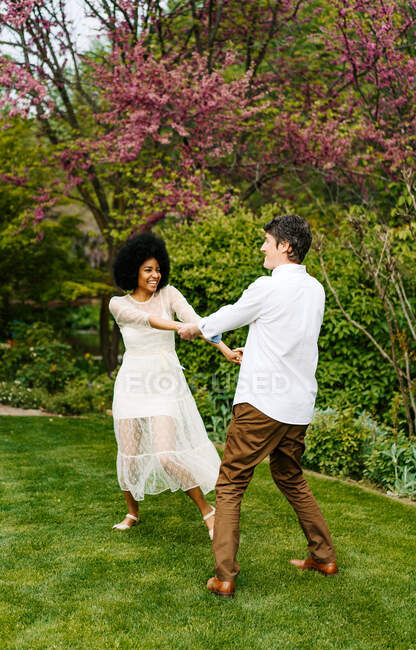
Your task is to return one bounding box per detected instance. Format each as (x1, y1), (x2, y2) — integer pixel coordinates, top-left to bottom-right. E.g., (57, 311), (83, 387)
(0, 1), (264, 369)
(0, 2), (259, 237)
(2, 1), (415, 225)
(231, 0), (416, 205)
(1, 0), (415, 372)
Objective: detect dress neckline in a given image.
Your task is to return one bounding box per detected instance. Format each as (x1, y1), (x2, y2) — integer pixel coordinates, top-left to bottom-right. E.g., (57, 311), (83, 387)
(127, 292), (156, 305)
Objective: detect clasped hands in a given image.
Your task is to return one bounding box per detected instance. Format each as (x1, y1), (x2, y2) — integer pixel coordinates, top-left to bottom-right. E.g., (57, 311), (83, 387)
(178, 323), (244, 365)
(177, 323), (201, 341)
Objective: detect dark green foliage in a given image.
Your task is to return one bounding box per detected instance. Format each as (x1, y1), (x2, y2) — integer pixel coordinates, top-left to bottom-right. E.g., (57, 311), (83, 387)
(0, 381), (49, 410)
(309, 210), (415, 434)
(303, 408), (416, 498)
(364, 434), (416, 496)
(65, 303), (101, 332)
(303, 408), (374, 479)
(0, 322), (111, 411)
(0, 322), (78, 391)
(41, 374), (114, 415)
(0, 374), (114, 415)
(1, 203), (406, 429)
(0, 119), (111, 344)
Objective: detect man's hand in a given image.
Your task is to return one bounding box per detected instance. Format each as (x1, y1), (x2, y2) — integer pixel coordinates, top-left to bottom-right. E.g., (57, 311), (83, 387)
(177, 323), (201, 340)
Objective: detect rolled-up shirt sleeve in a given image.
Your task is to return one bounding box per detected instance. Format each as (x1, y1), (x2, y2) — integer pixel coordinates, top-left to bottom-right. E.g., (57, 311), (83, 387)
(199, 277), (269, 339)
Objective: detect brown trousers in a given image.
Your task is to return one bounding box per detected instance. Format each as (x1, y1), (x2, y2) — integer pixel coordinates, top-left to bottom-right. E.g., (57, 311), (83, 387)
(213, 402), (336, 582)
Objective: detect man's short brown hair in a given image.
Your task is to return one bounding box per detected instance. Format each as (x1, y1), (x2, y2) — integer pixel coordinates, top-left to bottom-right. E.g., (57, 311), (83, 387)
(263, 214), (312, 263)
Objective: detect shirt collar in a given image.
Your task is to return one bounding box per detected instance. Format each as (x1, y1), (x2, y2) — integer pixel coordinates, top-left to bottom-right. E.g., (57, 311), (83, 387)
(272, 264), (306, 276)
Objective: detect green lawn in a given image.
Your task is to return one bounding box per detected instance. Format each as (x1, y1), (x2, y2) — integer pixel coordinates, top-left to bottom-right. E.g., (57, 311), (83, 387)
(1, 416), (415, 650)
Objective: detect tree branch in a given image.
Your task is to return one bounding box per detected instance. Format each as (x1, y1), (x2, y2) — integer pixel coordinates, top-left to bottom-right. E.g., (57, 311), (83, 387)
(317, 237), (406, 377)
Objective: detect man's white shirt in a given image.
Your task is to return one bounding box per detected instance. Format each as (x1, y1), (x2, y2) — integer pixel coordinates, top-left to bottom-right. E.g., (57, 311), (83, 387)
(199, 264), (325, 425)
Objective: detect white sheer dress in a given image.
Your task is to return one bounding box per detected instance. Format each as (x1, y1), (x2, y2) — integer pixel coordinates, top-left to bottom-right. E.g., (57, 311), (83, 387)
(109, 285), (221, 501)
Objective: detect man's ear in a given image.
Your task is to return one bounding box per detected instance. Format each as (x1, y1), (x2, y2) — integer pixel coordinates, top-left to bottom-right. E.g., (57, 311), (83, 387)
(279, 240), (291, 253)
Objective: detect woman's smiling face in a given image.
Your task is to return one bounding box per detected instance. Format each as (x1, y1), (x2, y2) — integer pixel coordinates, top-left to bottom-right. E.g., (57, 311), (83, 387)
(137, 257), (161, 293)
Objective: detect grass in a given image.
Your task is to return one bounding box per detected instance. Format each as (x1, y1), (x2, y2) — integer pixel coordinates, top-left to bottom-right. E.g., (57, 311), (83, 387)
(1, 415), (415, 650)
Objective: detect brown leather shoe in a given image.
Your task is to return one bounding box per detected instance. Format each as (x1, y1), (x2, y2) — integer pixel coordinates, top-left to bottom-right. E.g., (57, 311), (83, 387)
(206, 576), (235, 598)
(290, 556), (338, 576)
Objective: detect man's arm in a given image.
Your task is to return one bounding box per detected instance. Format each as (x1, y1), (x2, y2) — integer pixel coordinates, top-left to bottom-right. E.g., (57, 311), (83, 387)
(178, 277), (269, 340)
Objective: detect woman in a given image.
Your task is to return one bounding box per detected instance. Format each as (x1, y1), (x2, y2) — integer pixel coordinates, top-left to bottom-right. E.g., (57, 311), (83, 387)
(109, 232), (241, 539)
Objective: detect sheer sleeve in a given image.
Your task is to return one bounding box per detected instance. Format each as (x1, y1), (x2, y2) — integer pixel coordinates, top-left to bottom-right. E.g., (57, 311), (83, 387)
(166, 286), (200, 323)
(109, 296), (150, 327)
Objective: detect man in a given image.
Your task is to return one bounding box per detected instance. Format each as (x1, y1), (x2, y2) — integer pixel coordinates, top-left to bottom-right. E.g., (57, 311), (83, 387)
(178, 214), (338, 598)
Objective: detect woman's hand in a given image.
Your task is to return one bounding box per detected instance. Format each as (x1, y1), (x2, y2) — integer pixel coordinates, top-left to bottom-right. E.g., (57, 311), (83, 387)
(178, 323), (200, 339)
(223, 347), (243, 364)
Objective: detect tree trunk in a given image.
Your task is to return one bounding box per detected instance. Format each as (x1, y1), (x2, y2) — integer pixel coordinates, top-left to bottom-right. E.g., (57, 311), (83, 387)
(100, 294), (121, 375)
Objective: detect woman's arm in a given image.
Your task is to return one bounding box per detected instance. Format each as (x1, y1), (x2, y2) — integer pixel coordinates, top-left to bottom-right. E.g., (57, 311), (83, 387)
(148, 313), (241, 363)
(110, 297), (180, 331)
(149, 314), (241, 363)
(147, 314), (181, 331)
(205, 339), (242, 364)
(167, 286), (241, 363)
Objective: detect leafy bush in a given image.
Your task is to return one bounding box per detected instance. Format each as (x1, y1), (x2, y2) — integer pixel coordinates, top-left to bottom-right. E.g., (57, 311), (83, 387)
(2, 205), (407, 429)
(0, 321), (104, 392)
(189, 364), (238, 442)
(0, 380), (49, 410)
(310, 211), (415, 435)
(0, 374), (114, 416)
(159, 204), (267, 384)
(64, 304), (100, 332)
(364, 434), (416, 498)
(302, 407), (416, 499)
(383, 443), (416, 499)
(0, 320), (112, 415)
(0, 322), (79, 391)
(303, 408), (376, 479)
(42, 374), (114, 415)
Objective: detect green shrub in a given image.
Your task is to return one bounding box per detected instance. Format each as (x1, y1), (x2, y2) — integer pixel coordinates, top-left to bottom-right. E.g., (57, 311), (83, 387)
(364, 433), (416, 498)
(42, 374), (114, 415)
(303, 408), (376, 479)
(64, 304), (100, 332)
(303, 407), (416, 498)
(296, 232), (405, 425)
(188, 363), (238, 442)
(0, 373), (114, 416)
(159, 204), (267, 384)
(0, 321), (105, 395)
(0, 380), (49, 410)
(2, 205), (406, 429)
(0, 322), (78, 391)
(0, 320), (113, 415)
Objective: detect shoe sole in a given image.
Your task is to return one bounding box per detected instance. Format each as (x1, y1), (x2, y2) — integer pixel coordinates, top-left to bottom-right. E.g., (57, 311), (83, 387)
(299, 566), (338, 576)
(208, 589), (235, 598)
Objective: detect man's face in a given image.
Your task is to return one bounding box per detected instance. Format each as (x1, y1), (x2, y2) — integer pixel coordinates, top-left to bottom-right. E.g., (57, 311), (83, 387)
(260, 232), (282, 269)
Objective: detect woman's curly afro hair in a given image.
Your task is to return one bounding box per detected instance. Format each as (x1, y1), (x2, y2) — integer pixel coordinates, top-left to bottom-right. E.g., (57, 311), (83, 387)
(113, 232), (170, 292)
